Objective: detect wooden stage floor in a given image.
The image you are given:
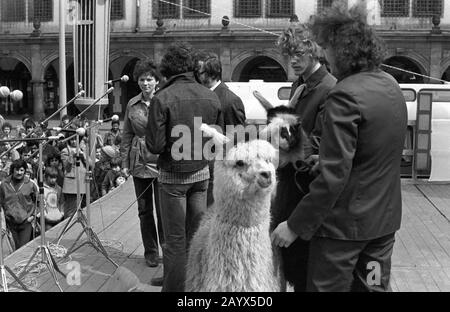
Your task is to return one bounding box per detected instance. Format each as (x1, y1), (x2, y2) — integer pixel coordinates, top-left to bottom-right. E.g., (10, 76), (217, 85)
(3, 179), (450, 292)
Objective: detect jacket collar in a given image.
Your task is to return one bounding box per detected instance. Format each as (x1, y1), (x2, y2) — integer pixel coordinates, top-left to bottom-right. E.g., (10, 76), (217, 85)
(294, 64), (330, 98)
(129, 93), (145, 106)
(156, 72), (196, 94)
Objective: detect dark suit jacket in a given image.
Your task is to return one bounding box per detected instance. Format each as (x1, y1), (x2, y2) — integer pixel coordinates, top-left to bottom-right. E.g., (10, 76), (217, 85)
(288, 69), (408, 241)
(214, 82), (246, 127)
(290, 65), (337, 139)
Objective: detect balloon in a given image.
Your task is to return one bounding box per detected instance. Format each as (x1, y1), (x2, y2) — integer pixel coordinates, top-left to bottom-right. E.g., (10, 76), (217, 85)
(10, 90), (24, 102)
(0, 86), (11, 98)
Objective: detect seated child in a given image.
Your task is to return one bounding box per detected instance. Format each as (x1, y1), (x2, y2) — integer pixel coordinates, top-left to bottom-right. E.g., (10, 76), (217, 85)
(41, 167), (65, 231)
(93, 145), (118, 200)
(101, 157), (121, 197)
(45, 153), (65, 188)
(113, 172), (127, 190)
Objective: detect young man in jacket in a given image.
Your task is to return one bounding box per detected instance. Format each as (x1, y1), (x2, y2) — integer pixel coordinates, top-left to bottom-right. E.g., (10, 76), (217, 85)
(0, 159), (38, 249)
(195, 51), (246, 207)
(146, 42), (223, 292)
(272, 3), (408, 292)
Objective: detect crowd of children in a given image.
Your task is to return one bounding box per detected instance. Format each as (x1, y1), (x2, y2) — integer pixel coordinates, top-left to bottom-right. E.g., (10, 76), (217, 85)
(0, 114), (124, 251)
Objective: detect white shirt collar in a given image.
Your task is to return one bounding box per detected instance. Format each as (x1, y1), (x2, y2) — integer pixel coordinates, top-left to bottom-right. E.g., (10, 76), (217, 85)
(210, 80), (221, 91)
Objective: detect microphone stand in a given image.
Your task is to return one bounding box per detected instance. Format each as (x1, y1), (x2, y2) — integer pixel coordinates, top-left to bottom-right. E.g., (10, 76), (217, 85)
(60, 125), (118, 268)
(0, 137), (66, 292)
(28, 87), (114, 162)
(0, 90), (85, 159)
(55, 88), (114, 242)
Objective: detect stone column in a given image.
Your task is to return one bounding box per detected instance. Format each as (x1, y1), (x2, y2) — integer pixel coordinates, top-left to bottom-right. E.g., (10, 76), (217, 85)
(30, 43), (45, 117)
(31, 80), (45, 118)
(220, 44), (232, 82)
(429, 36), (443, 83)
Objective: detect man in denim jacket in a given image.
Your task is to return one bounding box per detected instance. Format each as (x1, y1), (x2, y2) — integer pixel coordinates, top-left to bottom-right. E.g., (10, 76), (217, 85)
(146, 42), (223, 292)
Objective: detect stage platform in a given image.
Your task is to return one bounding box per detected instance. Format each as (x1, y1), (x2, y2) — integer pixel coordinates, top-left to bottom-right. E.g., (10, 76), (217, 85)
(3, 179), (450, 292)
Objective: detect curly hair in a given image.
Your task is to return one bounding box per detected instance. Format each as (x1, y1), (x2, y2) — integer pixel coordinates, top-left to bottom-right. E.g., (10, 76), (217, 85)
(24, 118), (36, 130)
(277, 23), (323, 61)
(9, 159), (28, 176)
(133, 58), (161, 82)
(160, 42), (195, 79)
(196, 51), (222, 81)
(310, 2), (386, 79)
(1, 122), (12, 131)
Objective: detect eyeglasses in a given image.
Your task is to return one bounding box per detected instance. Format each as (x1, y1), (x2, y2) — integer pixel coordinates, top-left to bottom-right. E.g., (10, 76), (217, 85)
(291, 50), (308, 59)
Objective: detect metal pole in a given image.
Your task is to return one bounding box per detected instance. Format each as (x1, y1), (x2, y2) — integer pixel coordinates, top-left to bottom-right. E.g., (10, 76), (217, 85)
(59, 0), (67, 118)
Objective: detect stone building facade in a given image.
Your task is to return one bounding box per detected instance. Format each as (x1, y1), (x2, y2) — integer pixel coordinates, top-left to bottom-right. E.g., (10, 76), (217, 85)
(0, 0), (449, 117)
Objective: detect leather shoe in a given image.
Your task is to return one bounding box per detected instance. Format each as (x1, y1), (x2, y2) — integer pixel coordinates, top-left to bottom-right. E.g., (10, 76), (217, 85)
(150, 276), (163, 287)
(145, 257), (159, 268)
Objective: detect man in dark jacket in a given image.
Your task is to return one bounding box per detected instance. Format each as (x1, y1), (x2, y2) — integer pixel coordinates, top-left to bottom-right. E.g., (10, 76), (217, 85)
(271, 24), (337, 292)
(272, 3), (408, 292)
(195, 51), (246, 207)
(0, 159), (38, 249)
(146, 42), (223, 292)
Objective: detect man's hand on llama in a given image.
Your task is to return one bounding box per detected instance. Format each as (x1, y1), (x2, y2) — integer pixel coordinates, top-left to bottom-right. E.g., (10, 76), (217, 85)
(307, 154), (320, 176)
(271, 221), (298, 248)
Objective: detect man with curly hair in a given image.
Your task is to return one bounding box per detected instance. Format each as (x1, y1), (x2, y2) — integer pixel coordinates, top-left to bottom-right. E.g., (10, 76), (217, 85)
(273, 22), (336, 292)
(146, 42), (223, 292)
(272, 3), (408, 292)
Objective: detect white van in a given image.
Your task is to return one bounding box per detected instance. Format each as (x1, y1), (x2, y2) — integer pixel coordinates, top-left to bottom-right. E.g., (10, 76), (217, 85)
(226, 81), (450, 179)
(226, 80), (450, 124)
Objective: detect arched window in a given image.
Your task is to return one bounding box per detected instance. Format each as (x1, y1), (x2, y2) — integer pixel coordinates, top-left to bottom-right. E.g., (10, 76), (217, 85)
(234, 0), (262, 18)
(153, 0), (180, 19)
(267, 0), (294, 18)
(413, 0), (442, 17)
(29, 0), (53, 22)
(317, 0), (347, 13)
(1, 0), (26, 22)
(380, 0), (410, 17)
(183, 0), (210, 18)
(111, 0), (125, 20)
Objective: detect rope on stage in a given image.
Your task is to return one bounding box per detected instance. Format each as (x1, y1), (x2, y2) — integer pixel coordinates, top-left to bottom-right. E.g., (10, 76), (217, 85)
(97, 179), (155, 236)
(2, 244), (70, 292)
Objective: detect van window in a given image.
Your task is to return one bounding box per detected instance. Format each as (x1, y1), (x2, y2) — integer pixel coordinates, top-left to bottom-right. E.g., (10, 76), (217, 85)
(422, 90), (450, 102)
(278, 87), (292, 100)
(402, 89), (416, 102)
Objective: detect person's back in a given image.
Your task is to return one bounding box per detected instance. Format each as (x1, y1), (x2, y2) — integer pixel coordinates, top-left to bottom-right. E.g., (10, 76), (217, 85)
(149, 72), (223, 172)
(145, 42), (223, 292)
(316, 69), (407, 239)
(272, 3), (409, 292)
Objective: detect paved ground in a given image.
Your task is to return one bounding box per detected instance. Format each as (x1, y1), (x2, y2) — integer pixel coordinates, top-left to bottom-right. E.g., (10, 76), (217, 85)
(2, 179), (450, 292)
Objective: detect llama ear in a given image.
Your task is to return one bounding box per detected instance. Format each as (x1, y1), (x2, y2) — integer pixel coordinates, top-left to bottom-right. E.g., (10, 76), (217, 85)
(253, 90), (273, 112)
(200, 124), (230, 145)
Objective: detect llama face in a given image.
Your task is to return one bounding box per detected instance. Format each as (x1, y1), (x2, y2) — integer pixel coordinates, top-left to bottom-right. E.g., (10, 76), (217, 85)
(214, 140), (277, 201)
(264, 114), (302, 152)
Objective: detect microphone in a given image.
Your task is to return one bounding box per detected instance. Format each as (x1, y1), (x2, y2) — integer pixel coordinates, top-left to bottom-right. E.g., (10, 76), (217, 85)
(47, 134), (66, 141)
(76, 90), (86, 97)
(105, 75), (129, 85)
(97, 114), (120, 124)
(51, 127), (86, 136)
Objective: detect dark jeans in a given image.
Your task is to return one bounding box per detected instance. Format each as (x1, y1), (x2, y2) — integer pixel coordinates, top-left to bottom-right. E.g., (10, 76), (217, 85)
(7, 221), (33, 250)
(306, 233), (396, 292)
(133, 177), (164, 260)
(159, 180), (209, 292)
